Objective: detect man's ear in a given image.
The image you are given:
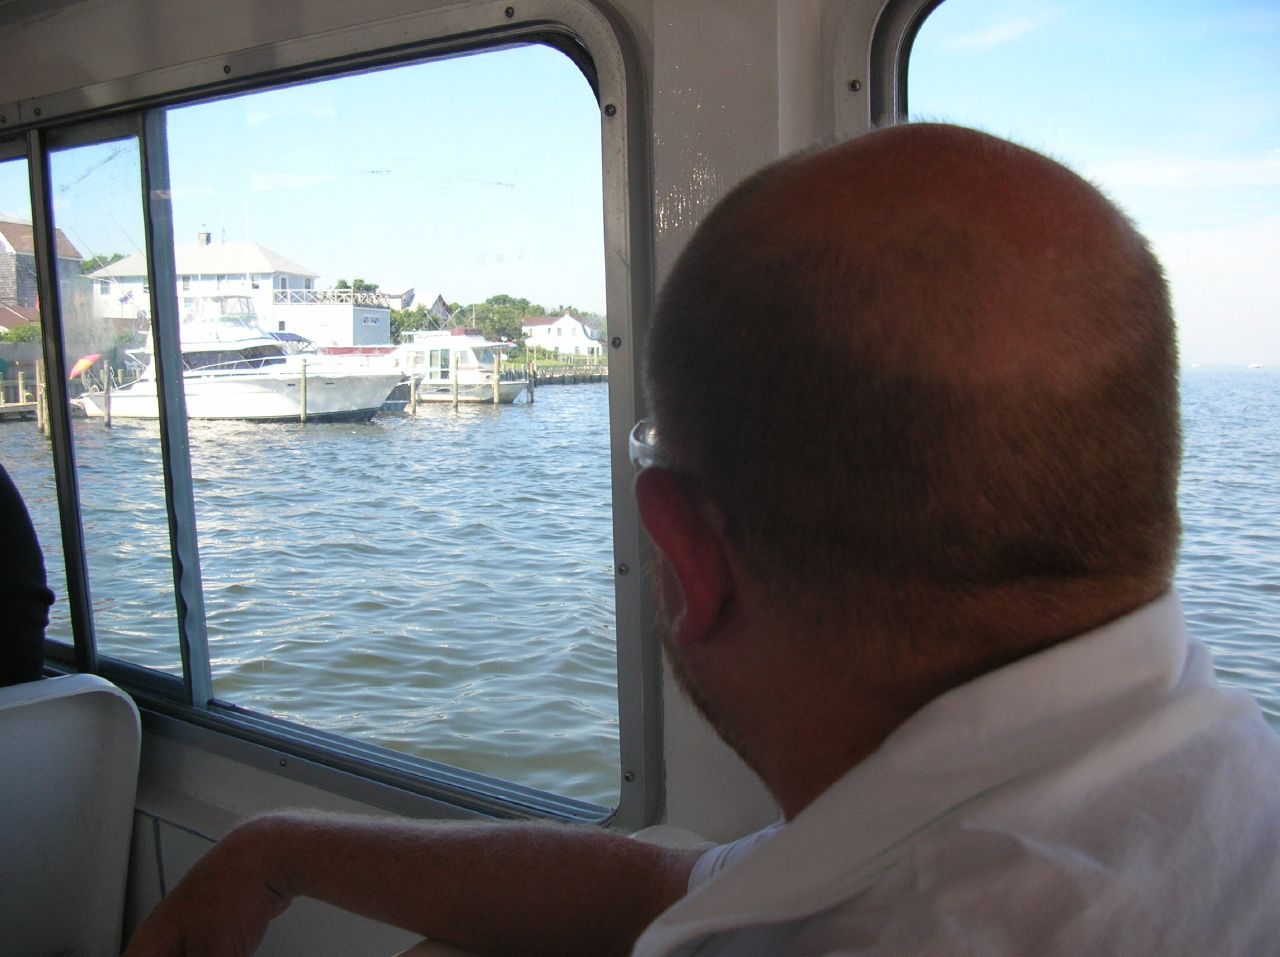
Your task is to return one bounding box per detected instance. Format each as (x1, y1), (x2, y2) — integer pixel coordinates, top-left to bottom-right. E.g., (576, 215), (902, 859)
(634, 467), (732, 647)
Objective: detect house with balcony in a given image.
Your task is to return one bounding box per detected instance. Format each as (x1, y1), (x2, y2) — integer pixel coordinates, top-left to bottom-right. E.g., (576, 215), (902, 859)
(87, 235), (392, 346)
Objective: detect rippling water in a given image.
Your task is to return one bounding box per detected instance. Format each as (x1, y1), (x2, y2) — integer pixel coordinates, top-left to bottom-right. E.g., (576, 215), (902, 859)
(1176, 368), (1280, 727)
(2, 368), (1278, 808)
(6, 384), (621, 806)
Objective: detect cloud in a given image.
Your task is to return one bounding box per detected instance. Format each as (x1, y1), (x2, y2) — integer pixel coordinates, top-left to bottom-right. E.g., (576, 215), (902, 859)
(1152, 218), (1280, 366)
(249, 171), (339, 192)
(246, 108), (336, 127)
(1084, 154), (1280, 189)
(942, 9), (1062, 52)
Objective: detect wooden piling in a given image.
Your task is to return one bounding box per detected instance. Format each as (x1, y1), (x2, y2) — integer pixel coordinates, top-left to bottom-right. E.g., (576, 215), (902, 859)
(103, 360), (112, 428)
(300, 358), (308, 423)
(35, 360), (46, 435)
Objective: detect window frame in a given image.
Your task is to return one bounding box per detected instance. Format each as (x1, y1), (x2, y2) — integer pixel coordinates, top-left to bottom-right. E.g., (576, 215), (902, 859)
(2, 0), (658, 830)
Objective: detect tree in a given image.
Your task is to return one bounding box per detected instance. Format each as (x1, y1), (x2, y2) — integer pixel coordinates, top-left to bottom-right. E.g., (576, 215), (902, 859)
(390, 304), (440, 344)
(446, 295), (545, 343)
(80, 252), (126, 275)
(0, 324), (41, 344)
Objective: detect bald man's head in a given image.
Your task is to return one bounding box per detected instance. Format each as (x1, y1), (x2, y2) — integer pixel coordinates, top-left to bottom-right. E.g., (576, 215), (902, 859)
(645, 124), (1179, 643)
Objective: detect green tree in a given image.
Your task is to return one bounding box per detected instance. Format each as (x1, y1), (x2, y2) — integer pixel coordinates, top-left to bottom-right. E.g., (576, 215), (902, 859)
(448, 294), (547, 342)
(390, 304), (439, 344)
(0, 324), (41, 344)
(80, 252), (126, 274)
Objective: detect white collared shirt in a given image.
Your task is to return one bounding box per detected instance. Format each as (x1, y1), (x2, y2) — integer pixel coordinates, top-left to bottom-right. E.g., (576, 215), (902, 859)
(633, 593), (1280, 956)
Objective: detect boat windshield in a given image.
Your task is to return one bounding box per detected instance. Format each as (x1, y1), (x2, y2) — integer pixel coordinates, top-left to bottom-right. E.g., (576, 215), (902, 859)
(183, 345), (287, 371)
(181, 295), (261, 329)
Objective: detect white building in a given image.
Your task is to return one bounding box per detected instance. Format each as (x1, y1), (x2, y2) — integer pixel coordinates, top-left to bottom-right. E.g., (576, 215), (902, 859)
(87, 236), (392, 346)
(521, 311), (602, 358)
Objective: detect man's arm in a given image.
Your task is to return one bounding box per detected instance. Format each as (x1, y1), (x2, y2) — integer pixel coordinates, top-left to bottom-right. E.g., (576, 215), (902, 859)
(123, 812), (701, 957)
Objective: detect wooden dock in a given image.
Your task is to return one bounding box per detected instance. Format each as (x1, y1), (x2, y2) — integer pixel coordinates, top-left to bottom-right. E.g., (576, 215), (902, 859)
(0, 400), (37, 421)
(531, 367), (608, 386)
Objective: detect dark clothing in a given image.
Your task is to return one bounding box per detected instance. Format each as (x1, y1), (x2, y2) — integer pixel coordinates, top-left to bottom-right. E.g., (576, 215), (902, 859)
(1, 462), (53, 685)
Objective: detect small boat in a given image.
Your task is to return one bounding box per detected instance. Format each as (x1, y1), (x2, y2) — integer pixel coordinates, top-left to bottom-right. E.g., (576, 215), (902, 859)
(76, 295), (404, 422)
(395, 329), (529, 405)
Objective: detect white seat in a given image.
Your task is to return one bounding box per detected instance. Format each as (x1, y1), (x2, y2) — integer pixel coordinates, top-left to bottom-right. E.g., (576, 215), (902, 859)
(0, 673), (141, 957)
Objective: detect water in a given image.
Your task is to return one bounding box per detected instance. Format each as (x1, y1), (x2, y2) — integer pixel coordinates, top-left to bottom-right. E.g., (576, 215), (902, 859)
(1175, 368), (1280, 725)
(2, 369), (1279, 808)
(4, 383), (623, 806)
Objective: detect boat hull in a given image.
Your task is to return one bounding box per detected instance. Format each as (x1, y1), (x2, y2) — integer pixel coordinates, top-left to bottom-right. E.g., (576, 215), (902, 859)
(410, 378), (529, 406)
(77, 367), (404, 422)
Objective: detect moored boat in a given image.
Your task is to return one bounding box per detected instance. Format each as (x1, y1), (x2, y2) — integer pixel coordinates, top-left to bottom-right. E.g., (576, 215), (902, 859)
(395, 328), (529, 406)
(75, 295), (404, 422)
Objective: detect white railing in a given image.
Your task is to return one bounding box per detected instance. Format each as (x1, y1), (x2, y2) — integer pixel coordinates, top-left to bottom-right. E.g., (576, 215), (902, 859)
(274, 289), (391, 307)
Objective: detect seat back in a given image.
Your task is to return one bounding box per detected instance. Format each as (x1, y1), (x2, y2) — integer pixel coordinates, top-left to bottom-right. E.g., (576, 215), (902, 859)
(0, 673), (141, 957)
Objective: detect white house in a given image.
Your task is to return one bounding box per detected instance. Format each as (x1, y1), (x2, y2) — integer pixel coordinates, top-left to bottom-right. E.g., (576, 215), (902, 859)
(87, 235), (392, 346)
(521, 311), (602, 358)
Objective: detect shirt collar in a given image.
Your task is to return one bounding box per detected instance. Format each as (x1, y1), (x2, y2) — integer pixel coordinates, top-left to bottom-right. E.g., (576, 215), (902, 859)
(634, 592), (1190, 956)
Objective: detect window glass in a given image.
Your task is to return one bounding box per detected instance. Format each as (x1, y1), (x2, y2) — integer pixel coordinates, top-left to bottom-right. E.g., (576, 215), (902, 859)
(43, 138), (186, 673)
(160, 45), (617, 804)
(911, 1), (1280, 725)
(0, 157), (73, 648)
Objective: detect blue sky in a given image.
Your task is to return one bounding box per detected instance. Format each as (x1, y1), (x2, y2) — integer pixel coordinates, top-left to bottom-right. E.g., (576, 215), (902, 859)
(910, 0), (1280, 366)
(2, 3), (1276, 362)
(1, 45), (607, 315)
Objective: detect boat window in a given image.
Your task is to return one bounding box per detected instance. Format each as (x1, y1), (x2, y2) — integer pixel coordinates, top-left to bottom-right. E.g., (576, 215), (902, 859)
(911, 0), (1280, 728)
(0, 156), (73, 649)
(41, 137), (187, 675)
(158, 45), (613, 806)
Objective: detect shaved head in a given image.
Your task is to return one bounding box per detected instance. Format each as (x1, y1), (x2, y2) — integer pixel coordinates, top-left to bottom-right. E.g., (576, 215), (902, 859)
(645, 124), (1179, 652)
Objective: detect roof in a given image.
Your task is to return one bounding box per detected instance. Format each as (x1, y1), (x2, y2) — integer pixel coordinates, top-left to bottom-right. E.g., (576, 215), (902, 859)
(0, 303), (39, 327)
(0, 214), (83, 260)
(89, 241), (318, 279)
(521, 312), (579, 328)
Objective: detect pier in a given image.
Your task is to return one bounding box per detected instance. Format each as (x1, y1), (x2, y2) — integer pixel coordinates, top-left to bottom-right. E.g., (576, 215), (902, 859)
(531, 366), (608, 386)
(0, 365), (46, 426)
